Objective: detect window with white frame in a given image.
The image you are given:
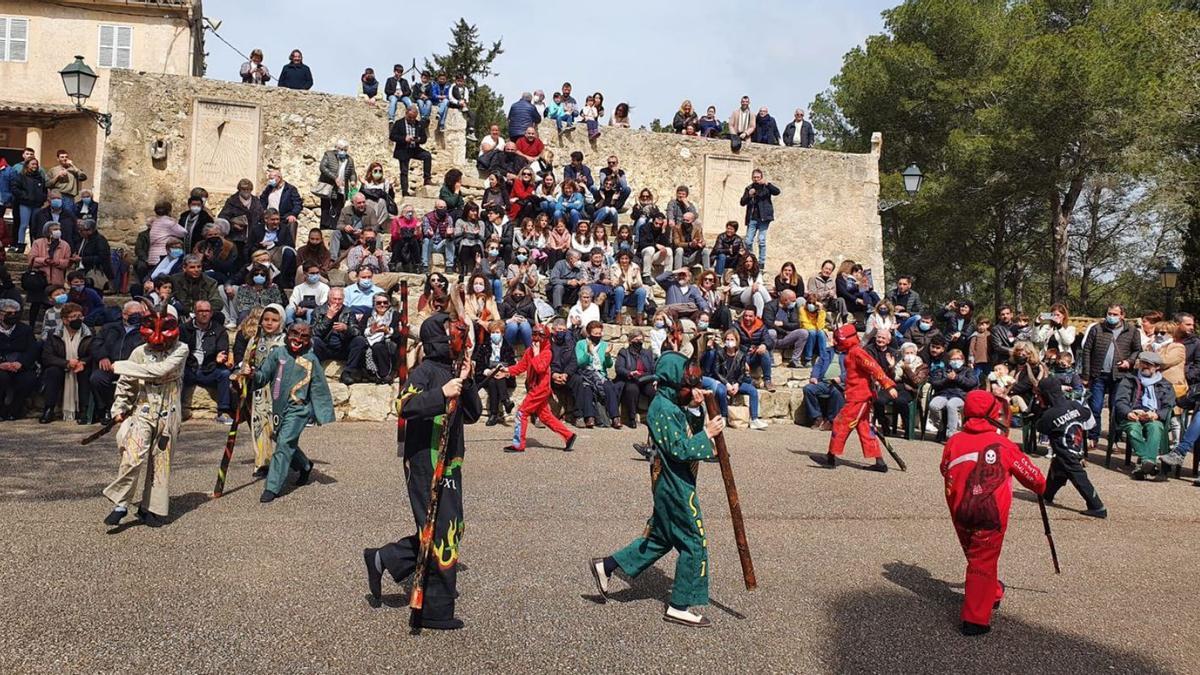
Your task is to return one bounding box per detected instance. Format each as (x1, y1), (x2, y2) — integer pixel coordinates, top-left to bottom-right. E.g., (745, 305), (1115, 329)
(0, 17), (29, 62)
(98, 24), (132, 69)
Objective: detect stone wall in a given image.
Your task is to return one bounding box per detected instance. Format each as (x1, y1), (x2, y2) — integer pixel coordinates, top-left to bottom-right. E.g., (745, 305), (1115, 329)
(100, 71), (883, 282)
(536, 121), (885, 282)
(99, 70), (467, 248)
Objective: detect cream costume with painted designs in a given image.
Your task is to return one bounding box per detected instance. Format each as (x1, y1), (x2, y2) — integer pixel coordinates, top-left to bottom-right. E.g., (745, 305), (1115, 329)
(102, 341), (188, 517)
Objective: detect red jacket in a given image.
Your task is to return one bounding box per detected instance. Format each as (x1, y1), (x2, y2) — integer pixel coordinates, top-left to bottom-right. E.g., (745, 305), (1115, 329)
(508, 179), (536, 220)
(940, 406), (1046, 532)
(506, 342), (553, 407)
(842, 344), (895, 402)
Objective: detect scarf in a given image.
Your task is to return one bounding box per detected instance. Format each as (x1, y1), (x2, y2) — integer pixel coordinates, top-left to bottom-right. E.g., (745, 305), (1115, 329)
(1139, 372), (1162, 411)
(61, 327), (87, 417)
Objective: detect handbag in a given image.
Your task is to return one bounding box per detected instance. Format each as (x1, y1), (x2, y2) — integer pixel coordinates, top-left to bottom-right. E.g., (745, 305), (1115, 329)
(20, 268), (47, 294)
(310, 182), (335, 199)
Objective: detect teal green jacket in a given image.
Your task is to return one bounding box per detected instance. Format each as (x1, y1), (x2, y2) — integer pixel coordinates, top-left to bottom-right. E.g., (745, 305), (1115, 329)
(251, 346), (336, 425)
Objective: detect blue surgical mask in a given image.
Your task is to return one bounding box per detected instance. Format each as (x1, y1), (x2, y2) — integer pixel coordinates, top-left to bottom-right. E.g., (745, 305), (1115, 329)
(806, 303), (817, 312)
(169, 248), (184, 259)
(490, 333), (503, 345)
(358, 279), (372, 290)
(50, 198), (63, 209)
(81, 198), (92, 205)
(267, 179), (277, 188)
(488, 249), (499, 258)
(654, 321), (665, 329)
(307, 274), (321, 284)
(516, 254), (528, 263)
(919, 322), (931, 331)
(252, 274), (267, 285)
(1106, 315), (1120, 326)
(949, 359), (964, 369)
(697, 321), (709, 330)
(336, 151), (348, 159)
(54, 294), (68, 305)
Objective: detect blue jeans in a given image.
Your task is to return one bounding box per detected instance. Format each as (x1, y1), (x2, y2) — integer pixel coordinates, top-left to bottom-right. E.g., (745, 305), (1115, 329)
(714, 252), (730, 277)
(504, 320), (532, 348)
(416, 98), (432, 120)
(897, 315), (921, 337)
(710, 377), (759, 420)
(387, 95), (414, 121)
(611, 285), (647, 320)
(974, 363), (992, 383)
(491, 278), (503, 304)
(17, 204), (34, 246)
(436, 99), (450, 128)
(554, 206), (581, 231)
(803, 381), (845, 422)
(747, 349), (772, 384)
(553, 111), (576, 131)
(592, 206), (619, 228)
(1087, 374), (1117, 441)
(422, 238), (455, 269)
(744, 219), (770, 267)
(185, 366), (234, 413)
(286, 306), (316, 325)
(803, 328), (827, 361)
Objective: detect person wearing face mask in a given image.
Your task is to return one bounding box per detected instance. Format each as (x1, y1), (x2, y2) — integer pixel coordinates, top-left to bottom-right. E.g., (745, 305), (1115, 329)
(38, 286), (68, 340)
(1080, 303), (1141, 445)
(549, 249), (586, 310)
(318, 141), (358, 231)
(504, 246), (542, 296)
(573, 320), (613, 428)
(343, 228), (392, 289)
(1114, 352), (1176, 480)
(287, 264), (331, 325)
(191, 221), (240, 285)
(701, 329), (768, 430)
(232, 263), (284, 322)
(478, 235), (508, 303)
(344, 267), (385, 318)
(75, 190), (99, 222)
(875, 342), (927, 438)
(344, 293), (403, 385)
(259, 168), (303, 226)
(499, 281), (537, 348)
(295, 227), (333, 284)
(39, 301), (94, 424)
(27, 222), (72, 322)
(248, 208), (297, 292)
(359, 162), (398, 217)
(473, 320), (516, 426)
(179, 194), (213, 249)
(237, 322), (334, 504)
(389, 203), (424, 272)
(148, 236), (186, 281)
(607, 330), (656, 429)
(100, 306), (189, 528)
(76, 219), (113, 291)
(928, 348), (979, 438)
(32, 189), (80, 250)
(797, 292), (828, 367)
(0, 299), (39, 420)
(64, 270), (103, 318)
(904, 311), (944, 353)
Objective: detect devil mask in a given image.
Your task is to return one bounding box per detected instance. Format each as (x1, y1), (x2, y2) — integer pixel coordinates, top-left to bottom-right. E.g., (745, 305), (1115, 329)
(139, 308), (179, 350)
(287, 323), (312, 356)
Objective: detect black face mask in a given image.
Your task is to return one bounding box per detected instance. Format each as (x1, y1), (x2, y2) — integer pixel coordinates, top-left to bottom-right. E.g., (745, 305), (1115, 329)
(67, 318), (83, 330)
(207, 236), (221, 243)
(553, 332), (567, 344)
(365, 240), (377, 251)
(0, 314), (16, 326)
(126, 314), (144, 327)
(588, 335), (602, 345)
(630, 341), (643, 351)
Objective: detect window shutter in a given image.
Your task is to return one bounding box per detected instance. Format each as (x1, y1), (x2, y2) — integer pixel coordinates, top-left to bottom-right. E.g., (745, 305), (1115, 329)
(9, 18), (26, 62)
(0, 18), (7, 62)
(116, 25), (131, 68)
(98, 24), (114, 67)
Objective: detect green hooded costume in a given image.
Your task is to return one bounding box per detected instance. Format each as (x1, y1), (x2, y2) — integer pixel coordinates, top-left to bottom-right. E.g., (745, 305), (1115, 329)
(612, 351), (715, 608)
(249, 345), (336, 494)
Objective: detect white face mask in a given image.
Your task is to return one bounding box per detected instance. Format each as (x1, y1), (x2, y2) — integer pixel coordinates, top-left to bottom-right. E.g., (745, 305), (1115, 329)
(724, 339), (736, 349)
(473, 283), (486, 294)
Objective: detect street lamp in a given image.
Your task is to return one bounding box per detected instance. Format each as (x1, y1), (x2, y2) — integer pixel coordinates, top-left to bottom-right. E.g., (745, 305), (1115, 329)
(1160, 262), (1180, 317)
(59, 56), (112, 136)
(880, 163), (923, 212)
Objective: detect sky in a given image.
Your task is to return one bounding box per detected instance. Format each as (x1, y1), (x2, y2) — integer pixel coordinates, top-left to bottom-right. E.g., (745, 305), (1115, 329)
(199, 0), (895, 127)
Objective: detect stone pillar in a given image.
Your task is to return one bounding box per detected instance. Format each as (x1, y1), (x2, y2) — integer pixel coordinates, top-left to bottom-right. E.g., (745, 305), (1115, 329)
(25, 126), (43, 157)
(437, 109), (469, 171)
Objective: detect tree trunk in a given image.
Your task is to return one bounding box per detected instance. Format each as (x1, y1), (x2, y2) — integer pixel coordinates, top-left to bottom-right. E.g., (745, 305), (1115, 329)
(991, 206), (1006, 318)
(1049, 175), (1086, 305)
(1180, 194), (1200, 315)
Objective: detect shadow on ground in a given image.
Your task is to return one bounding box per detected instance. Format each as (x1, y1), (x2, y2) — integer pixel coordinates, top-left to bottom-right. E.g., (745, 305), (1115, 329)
(823, 561), (1169, 673)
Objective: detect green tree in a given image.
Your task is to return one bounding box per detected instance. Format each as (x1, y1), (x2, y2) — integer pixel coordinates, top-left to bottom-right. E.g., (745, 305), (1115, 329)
(424, 19), (505, 156)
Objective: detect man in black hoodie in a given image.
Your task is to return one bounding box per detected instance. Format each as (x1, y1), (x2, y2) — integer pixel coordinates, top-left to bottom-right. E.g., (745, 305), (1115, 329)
(1036, 378), (1106, 518)
(362, 312), (481, 629)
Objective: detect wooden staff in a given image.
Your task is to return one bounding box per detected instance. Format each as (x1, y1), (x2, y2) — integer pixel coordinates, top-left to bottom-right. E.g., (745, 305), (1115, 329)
(396, 280), (409, 450)
(702, 391), (757, 591)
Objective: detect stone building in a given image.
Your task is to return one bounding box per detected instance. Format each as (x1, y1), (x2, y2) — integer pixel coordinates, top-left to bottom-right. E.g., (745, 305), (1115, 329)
(0, 0), (204, 195)
(101, 70), (884, 282)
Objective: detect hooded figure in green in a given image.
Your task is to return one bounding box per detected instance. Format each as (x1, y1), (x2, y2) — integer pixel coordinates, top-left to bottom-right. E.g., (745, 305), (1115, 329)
(244, 323), (336, 503)
(589, 351), (720, 627)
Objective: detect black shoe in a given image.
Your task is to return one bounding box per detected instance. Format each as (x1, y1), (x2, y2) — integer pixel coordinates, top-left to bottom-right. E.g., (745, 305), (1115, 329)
(104, 508), (127, 526)
(296, 462), (313, 486)
(420, 616), (464, 630)
(340, 370), (358, 386)
(503, 445), (525, 453)
(137, 508), (163, 528)
(866, 459), (889, 473)
(253, 466), (269, 479)
(961, 621), (991, 636)
(38, 407), (54, 424)
(260, 490), (277, 503)
(564, 433), (577, 452)
(363, 548), (382, 608)
(1082, 507), (1108, 519)
(820, 452), (837, 469)
(486, 416), (500, 427)
(504, 400), (514, 415)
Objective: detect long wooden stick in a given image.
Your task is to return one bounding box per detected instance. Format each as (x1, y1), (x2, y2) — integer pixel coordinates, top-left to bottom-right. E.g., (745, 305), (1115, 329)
(1038, 495), (1061, 574)
(703, 392), (757, 591)
(396, 280), (409, 450)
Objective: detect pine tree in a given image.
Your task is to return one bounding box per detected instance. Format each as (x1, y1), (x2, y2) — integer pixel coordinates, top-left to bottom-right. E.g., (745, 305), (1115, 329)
(424, 19), (505, 155)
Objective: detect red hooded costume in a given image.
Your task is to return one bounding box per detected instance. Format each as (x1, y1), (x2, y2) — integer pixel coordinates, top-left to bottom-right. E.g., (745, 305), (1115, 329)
(505, 326), (573, 451)
(940, 390), (1046, 630)
(828, 324), (896, 459)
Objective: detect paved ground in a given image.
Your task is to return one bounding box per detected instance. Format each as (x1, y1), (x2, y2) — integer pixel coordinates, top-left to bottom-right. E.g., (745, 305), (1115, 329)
(0, 416), (1196, 673)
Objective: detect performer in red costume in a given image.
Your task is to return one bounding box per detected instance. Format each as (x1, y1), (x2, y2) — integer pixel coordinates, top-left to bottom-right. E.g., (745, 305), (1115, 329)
(822, 323), (897, 471)
(500, 325), (577, 453)
(940, 390), (1046, 636)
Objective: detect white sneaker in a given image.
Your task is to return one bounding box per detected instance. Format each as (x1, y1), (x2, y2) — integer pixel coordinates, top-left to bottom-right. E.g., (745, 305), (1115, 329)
(925, 420), (939, 434)
(749, 419), (768, 430)
(663, 605), (711, 628)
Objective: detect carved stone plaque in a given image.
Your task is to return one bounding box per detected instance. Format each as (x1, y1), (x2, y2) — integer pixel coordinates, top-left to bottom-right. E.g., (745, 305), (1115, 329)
(189, 99), (261, 190)
(701, 155), (753, 230)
